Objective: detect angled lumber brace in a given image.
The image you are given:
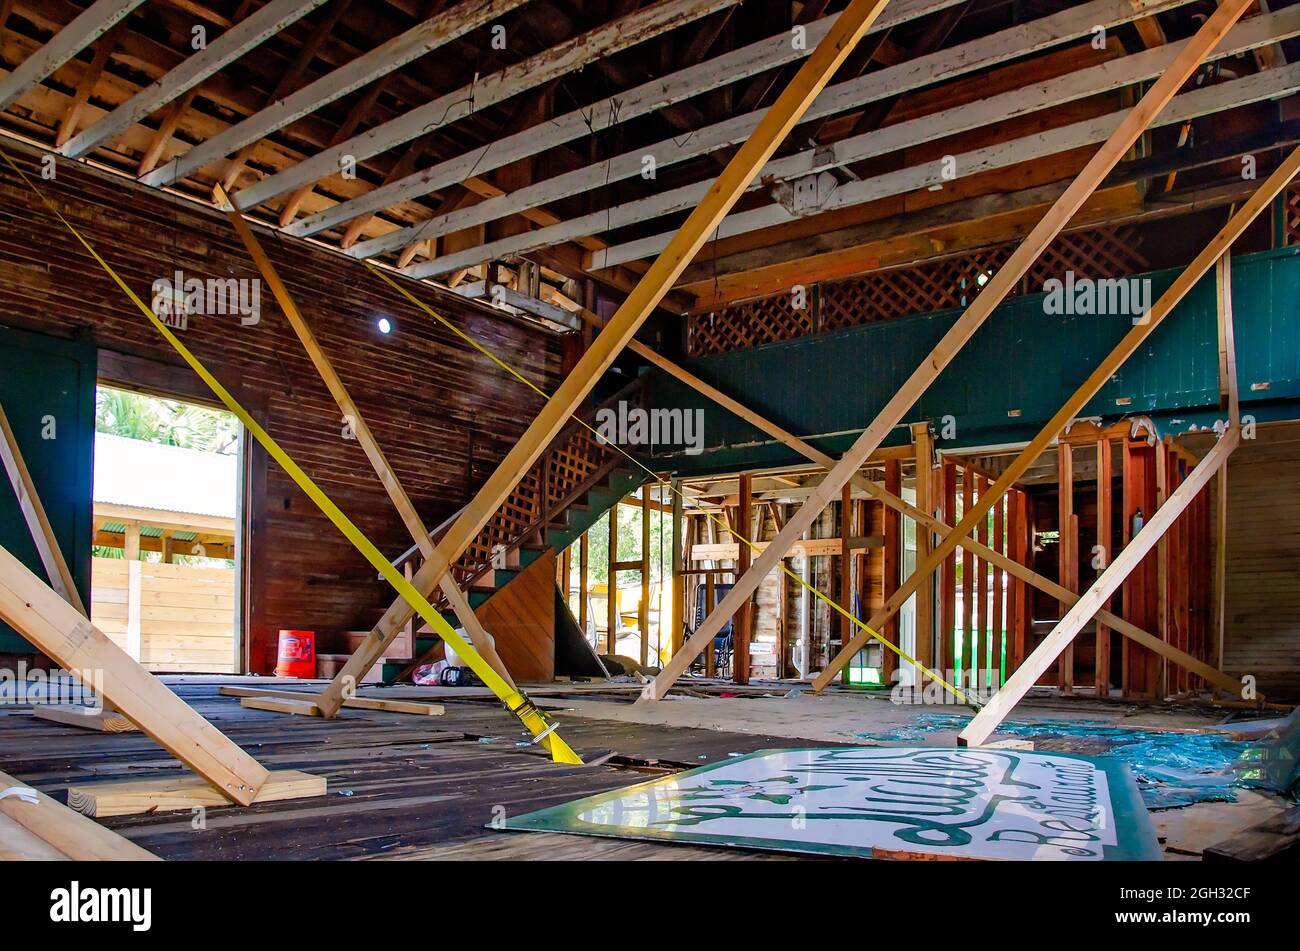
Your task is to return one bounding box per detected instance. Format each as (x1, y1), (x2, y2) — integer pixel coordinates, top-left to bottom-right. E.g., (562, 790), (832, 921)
(216, 188), (518, 696)
(575, 311), (1240, 694)
(0, 544), (269, 805)
(0, 767), (158, 860)
(645, 0), (1254, 702)
(0, 0), (144, 111)
(60, 0), (328, 158)
(137, 0), (535, 186)
(1, 398), (136, 728)
(316, 0), (898, 715)
(959, 429), (1240, 746)
(0, 398), (84, 613)
(813, 135), (1300, 695)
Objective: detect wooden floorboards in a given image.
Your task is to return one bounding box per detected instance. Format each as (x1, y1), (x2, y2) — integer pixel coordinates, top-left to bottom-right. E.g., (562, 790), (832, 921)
(0, 681), (846, 860)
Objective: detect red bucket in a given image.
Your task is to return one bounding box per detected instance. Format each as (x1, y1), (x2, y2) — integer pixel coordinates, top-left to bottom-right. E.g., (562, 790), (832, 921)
(274, 630), (316, 679)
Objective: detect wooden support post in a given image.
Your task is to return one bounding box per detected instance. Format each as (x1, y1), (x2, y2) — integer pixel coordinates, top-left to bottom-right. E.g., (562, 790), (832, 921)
(961, 469), (975, 684)
(913, 424), (934, 685)
(640, 488), (652, 668)
(991, 492), (1005, 687)
(607, 503), (619, 656)
(975, 473), (988, 687)
(960, 430), (1240, 746)
(579, 529), (589, 638)
(219, 192), (517, 706)
(881, 460), (901, 686)
(0, 545), (272, 805)
(940, 462), (957, 675)
(1009, 489), (1028, 675)
(671, 479), (684, 659)
(361, 0), (895, 706)
(734, 473), (753, 684)
(1057, 442), (1075, 693)
(1156, 437), (1170, 696)
(1096, 437), (1113, 696)
(839, 480), (853, 684)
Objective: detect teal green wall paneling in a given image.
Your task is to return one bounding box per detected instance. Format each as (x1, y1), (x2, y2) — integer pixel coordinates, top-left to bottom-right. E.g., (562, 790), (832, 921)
(0, 325), (96, 652)
(646, 247), (1300, 476)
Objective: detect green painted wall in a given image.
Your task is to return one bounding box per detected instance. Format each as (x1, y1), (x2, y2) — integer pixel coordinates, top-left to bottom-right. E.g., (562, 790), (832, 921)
(644, 246), (1300, 476)
(0, 325), (96, 652)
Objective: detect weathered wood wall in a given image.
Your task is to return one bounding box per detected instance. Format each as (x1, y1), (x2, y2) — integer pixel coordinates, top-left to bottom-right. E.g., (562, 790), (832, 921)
(0, 146), (565, 673)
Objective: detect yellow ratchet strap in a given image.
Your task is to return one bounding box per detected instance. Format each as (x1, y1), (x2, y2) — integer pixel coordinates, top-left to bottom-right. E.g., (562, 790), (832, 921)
(0, 147), (582, 764)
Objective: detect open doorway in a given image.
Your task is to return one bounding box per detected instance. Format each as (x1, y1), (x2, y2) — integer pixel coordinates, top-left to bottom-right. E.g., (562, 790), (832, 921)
(89, 385), (243, 673)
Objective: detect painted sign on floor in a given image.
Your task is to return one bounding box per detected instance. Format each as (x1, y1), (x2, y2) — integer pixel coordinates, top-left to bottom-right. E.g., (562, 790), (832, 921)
(503, 747), (1160, 860)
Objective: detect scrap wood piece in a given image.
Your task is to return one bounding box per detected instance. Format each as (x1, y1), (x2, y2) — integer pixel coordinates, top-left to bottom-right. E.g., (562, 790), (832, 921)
(32, 704), (139, 733)
(225, 686), (445, 716)
(501, 747), (1159, 861)
(0, 767), (158, 860)
(240, 696), (322, 717)
(1204, 805), (1300, 862)
(67, 769), (328, 818)
(0, 543), (271, 806)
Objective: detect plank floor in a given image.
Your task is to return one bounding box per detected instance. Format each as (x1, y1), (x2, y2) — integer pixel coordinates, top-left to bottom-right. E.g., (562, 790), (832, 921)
(0, 681), (844, 860)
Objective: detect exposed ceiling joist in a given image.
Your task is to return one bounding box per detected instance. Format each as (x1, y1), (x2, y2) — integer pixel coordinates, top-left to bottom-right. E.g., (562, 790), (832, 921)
(0, 0), (144, 111)
(60, 0), (330, 159)
(229, 0), (742, 210)
(139, 0), (533, 187)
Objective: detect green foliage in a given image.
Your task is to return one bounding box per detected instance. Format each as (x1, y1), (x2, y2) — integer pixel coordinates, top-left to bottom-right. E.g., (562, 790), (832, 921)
(580, 502), (672, 587)
(96, 386), (239, 454)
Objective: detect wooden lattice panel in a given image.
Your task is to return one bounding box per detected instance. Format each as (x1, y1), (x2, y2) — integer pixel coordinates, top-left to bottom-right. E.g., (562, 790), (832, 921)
(821, 245), (1016, 332)
(1283, 181), (1300, 246)
(1025, 225), (1148, 289)
(688, 224), (1151, 356)
(688, 294), (814, 357)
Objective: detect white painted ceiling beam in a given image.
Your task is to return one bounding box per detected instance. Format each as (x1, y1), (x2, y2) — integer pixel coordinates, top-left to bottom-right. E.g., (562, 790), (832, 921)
(594, 63), (1300, 269)
(0, 0), (145, 111)
(61, 0), (331, 159)
(411, 57), (1300, 279)
(230, 0), (741, 209)
(138, 0), (535, 187)
(378, 0), (1191, 269)
(284, 0), (963, 238)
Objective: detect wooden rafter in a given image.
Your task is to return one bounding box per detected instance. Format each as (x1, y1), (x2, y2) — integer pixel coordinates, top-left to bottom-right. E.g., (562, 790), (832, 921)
(61, 0), (330, 158)
(0, 0), (144, 111)
(140, 0), (533, 187)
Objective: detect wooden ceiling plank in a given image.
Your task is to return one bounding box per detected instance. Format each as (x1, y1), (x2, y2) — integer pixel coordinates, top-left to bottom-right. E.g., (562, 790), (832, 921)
(61, 0), (330, 159)
(0, 0), (144, 111)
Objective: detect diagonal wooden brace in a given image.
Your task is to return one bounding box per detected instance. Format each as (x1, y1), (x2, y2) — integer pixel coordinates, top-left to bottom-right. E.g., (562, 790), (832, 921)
(642, 0), (1254, 701)
(959, 429), (1240, 746)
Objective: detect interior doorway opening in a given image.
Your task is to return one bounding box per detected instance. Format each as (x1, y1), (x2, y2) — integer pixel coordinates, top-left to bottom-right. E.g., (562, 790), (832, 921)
(90, 385), (244, 673)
